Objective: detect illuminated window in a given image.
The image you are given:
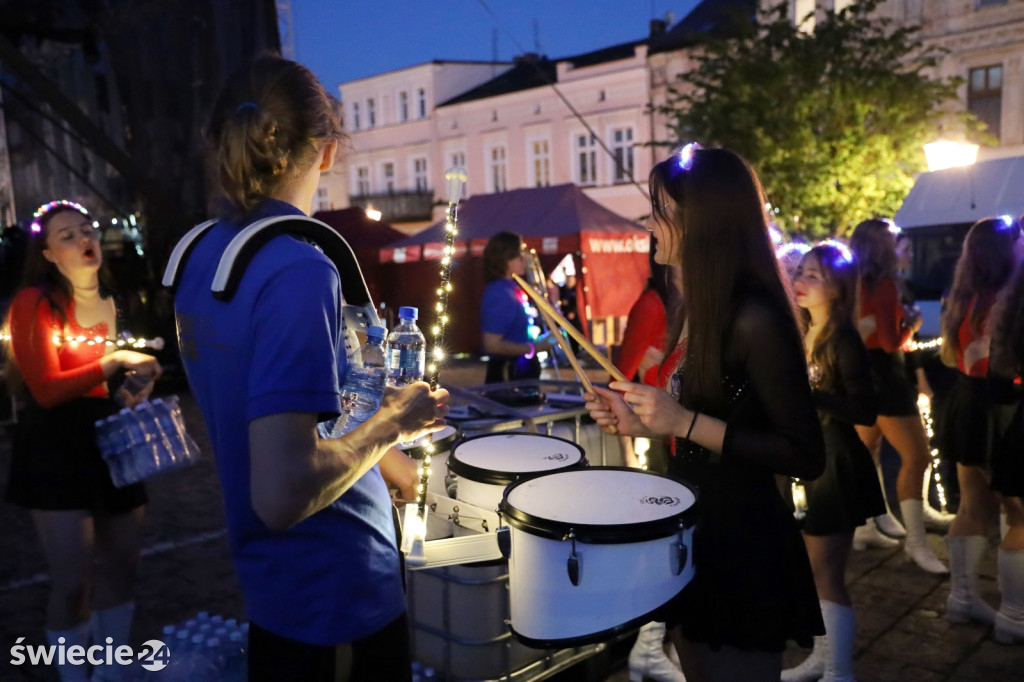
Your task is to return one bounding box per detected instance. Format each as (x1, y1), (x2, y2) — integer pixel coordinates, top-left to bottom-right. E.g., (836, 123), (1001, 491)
(530, 139), (551, 188)
(489, 146), (507, 193)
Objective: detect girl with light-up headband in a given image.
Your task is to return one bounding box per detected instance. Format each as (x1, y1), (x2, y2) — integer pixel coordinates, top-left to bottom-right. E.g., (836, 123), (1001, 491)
(3, 199), (161, 682)
(585, 145), (826, 682)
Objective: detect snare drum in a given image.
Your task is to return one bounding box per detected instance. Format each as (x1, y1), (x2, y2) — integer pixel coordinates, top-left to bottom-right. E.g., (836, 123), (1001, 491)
(447, 433), (586, 511)
(498, 467), (698, 647)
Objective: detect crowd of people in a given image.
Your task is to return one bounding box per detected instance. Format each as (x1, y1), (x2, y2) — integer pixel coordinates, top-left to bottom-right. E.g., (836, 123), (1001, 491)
(1, 53), (1022, 682)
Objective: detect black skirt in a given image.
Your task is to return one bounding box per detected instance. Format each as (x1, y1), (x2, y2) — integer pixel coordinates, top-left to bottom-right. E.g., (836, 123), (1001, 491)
(937, 375), (996, 467)
(802, 421), (886, 535)
(991, 401), (1024, 498)
(867, 349), (919, 417)
(7, 396), (147, 515)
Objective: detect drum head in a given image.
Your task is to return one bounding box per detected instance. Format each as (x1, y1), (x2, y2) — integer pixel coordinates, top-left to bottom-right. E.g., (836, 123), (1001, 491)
(448, 432), (585, 486)
(501, 467), (698, 543)
(399, 424), (458, 459)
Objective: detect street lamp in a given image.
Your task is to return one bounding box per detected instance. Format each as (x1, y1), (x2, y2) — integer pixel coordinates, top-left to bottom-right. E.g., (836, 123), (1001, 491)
(365, 204), (382, 221)
(923, 140), (979, 172)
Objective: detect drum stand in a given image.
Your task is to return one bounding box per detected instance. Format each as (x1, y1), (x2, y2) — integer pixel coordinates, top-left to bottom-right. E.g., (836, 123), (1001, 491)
(401, 494), (503, 569)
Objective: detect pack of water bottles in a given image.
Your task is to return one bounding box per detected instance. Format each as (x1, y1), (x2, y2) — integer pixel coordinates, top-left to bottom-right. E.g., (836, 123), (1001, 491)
(139, 612), (248, 682)
(94, 395), (202, 488)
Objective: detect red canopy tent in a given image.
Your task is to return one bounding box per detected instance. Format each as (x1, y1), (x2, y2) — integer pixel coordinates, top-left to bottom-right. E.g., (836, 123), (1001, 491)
(376, 184), (650, 354)
(312, 207), (408, 305)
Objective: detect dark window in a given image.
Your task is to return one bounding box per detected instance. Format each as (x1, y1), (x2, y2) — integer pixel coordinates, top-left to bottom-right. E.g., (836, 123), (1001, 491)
(968, 65), (1002, 140)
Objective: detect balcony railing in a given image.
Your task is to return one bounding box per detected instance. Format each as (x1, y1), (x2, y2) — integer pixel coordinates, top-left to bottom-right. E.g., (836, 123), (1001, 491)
(350, 190), (434, 222)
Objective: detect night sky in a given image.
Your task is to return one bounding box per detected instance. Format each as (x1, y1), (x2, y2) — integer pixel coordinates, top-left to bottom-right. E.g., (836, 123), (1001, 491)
(291, 0), (701, 91)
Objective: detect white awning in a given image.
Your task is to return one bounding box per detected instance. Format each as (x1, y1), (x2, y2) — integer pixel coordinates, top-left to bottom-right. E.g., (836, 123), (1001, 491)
(895, 155), (1024, 229)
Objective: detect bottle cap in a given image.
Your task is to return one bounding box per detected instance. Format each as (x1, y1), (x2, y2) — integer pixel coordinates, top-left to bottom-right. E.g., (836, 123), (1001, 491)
(367, 325), (386, 340)
(398, 306), (418, 320)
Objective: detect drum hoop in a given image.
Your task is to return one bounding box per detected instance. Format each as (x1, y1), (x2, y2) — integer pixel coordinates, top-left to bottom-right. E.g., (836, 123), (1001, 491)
(448, 432), (586, 485)
(400, 426), (460, 460)
(499, 467), (698, 544)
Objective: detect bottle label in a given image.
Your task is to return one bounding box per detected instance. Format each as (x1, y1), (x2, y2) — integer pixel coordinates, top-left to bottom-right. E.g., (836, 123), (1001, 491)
(389, 348), (425, 377)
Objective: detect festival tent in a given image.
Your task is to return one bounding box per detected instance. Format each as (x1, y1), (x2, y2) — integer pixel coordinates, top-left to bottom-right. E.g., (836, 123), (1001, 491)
(312, 207), (408, 305)
(376, 183), (650, 354)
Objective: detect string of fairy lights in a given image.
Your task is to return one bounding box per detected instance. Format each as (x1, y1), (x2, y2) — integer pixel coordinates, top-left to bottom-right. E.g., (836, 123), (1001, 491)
(0, 332), (162, 350)
(414, 168), (467, 521)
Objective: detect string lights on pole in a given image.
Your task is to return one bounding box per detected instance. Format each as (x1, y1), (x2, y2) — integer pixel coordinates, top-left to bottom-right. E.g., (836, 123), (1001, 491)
(918, 393), (948, 513)
(414, 167), (467, 522)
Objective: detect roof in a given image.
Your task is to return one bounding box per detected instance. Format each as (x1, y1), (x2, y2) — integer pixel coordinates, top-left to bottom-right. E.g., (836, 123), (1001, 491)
(389, 183), (645, 248)
(648, 0), (757, 54)
(312, 207), (407, 249)
(894, 156), (1024, 229)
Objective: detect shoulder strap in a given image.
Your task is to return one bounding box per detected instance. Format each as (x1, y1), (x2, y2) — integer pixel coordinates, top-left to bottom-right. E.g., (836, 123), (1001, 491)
(161, 220), (218, 290)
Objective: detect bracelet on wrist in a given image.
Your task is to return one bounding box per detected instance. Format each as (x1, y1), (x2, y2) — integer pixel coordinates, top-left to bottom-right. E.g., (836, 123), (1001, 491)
(685, 410), (699, 441)
(524, 342), (536, 359)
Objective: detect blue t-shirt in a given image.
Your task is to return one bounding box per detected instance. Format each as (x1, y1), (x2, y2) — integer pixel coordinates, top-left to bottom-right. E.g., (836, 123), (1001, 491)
(480, 279), (531, 346)
(173, 199), (404, 645)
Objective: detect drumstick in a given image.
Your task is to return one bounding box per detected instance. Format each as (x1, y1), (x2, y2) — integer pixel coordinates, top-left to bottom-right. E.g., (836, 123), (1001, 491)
(512, 274), (628, 382)
(536, 304), (594, 395)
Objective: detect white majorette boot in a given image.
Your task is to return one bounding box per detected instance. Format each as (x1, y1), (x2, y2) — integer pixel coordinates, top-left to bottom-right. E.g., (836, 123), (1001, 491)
(872, 461), (906, 538)
(994, 549), (1024, 644)
(946, 536), (997, 624)
(921, 465), (954, 531)
(820, 600), (857, 682)
(90, 602), (136, 681)
(852, 519), (900, 550)
(781, 634), (827, 682)
(901, 499), (948, 574)
(628, 621), (686, 682)
(45, 621), (91, 682)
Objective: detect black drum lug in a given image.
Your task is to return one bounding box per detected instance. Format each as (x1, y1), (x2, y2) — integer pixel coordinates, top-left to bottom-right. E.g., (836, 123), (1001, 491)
(497, 527), (511, 559)
(671, 521), (688, 576)
(567, 530), (581, 586)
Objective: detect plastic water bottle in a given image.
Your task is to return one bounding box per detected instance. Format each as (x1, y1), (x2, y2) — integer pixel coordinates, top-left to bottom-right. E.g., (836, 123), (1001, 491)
(386, 307), (425, 387)
(161, 633), (219, 682)
(222, 630), (247, 681)
(330, 325), (389, 438)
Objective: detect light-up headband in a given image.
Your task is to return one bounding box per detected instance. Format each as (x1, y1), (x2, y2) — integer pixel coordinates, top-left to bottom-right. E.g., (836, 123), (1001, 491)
(30, 200), (90, 234)
(815, 239), (855, 264)
(676, 142), (701, 172)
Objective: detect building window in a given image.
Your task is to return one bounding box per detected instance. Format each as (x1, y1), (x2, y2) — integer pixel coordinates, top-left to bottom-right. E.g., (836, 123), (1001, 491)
(315, 187), (330, 212)
(968, 65), (1002, 140)
(610, 128), (634, 184)
(450, 151), (466, 170)
(976, 0), (1007, 7)
(417, 88), (427, 118)
(530, 139), (551, 188)
(367, 98), (376, 127)
(352, 103), (361, 131)
(355, 166), (370, 196)
(575, 134), (598, 186)
(399, 91), (409, 122)
(794, 0), (815, 32)
(412, 157), (428, 192)
(382, 162), (395, 193)
(489, 146), (507, 193)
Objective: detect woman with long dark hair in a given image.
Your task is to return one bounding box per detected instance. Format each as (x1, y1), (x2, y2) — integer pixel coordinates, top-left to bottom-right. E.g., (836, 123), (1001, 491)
(3, 200), (161, 682)
(850, 219), (948, 573)
(586, 146), (825, 681)
(940, 216), (1023, 626)
(782, 243), (885, 682)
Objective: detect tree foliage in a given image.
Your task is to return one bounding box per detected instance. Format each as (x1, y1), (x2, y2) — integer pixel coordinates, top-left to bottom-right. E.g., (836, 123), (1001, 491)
(657, 0), (980, 238)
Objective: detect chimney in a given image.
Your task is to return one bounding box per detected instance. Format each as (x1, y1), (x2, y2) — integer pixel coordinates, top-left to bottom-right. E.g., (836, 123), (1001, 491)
(649, 18), (667, 37)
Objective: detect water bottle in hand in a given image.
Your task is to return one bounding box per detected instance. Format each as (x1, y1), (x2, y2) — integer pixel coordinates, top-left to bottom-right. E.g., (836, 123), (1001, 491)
(331, 325), (389, 438)
(386, 307), (425, 387)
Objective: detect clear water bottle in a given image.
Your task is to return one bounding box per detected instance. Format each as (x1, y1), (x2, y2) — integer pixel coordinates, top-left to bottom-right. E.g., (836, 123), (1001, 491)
(222, 630), (247, 681)
(330, 325), (389, 438)
(387, 307), (425, 387)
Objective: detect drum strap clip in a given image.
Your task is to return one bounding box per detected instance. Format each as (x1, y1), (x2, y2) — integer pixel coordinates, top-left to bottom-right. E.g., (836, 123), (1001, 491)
(567, 530), (581, 587)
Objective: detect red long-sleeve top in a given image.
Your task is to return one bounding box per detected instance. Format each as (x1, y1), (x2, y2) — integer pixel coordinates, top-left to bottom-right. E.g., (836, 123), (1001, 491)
(615, 288), (667, 386)
(956, 295), (993, 378)
(857, 278), (912, 352)
(7, 287), (110, 409)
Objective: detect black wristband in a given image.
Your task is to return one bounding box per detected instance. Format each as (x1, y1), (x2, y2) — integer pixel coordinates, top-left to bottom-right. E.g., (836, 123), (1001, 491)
(685, 410), (699, 441)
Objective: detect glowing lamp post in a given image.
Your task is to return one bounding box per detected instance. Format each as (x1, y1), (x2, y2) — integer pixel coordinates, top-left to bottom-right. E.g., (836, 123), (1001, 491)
(923, 140), (979, 172)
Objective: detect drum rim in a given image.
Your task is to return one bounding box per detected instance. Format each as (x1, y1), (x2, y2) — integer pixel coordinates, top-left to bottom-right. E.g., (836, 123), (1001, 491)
(399, 424), (460, 460)
(448, 432), (586, 485)
(508, 584), (689, 649)
(498, 466), (698, 544)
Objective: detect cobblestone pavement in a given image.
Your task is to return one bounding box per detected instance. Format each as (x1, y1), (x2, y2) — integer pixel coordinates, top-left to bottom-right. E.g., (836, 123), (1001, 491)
(1, 362), (1022, 681)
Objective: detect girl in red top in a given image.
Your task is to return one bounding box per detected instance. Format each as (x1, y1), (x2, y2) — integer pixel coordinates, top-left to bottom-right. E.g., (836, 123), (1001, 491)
(940, 217), (1023, 628)
(850, 219), (948, 574)
(3, 201), (161, 681)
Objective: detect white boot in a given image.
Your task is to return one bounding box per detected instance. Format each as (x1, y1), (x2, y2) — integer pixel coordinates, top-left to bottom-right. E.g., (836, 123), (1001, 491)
(628, 621), (686, 682)
(873, 461), (906, 538)
(90, 602), (135, 681)
(994, 549), (1024, 644)
(901, 499), (948, 574)
(45, 621), (91, 682)
(781, 635), (827, 682)
(820, 601), (856, 682)
(921, 465), (954, 531)
(946, 536), (997, 624)
(852, 520), (900, 550)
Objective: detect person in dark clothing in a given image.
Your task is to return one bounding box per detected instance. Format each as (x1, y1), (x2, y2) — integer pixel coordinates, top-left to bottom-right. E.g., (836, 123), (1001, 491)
(585, 146), (826, 682)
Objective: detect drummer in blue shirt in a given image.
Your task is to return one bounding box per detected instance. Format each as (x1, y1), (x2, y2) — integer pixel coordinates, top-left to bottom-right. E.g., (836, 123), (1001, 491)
(480, 232), (556, 383)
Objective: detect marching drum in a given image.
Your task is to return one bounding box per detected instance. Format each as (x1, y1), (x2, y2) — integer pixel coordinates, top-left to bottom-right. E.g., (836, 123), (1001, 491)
(447, 432), (586, 512)
(498, 467), (698, 647)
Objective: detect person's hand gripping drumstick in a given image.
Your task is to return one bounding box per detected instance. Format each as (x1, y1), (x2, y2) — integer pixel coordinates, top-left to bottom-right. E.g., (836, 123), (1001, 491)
(584, 381), (692, 440)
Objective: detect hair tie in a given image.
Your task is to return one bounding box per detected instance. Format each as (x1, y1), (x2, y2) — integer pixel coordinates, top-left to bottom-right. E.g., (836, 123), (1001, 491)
(236, 102), (259, 114)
